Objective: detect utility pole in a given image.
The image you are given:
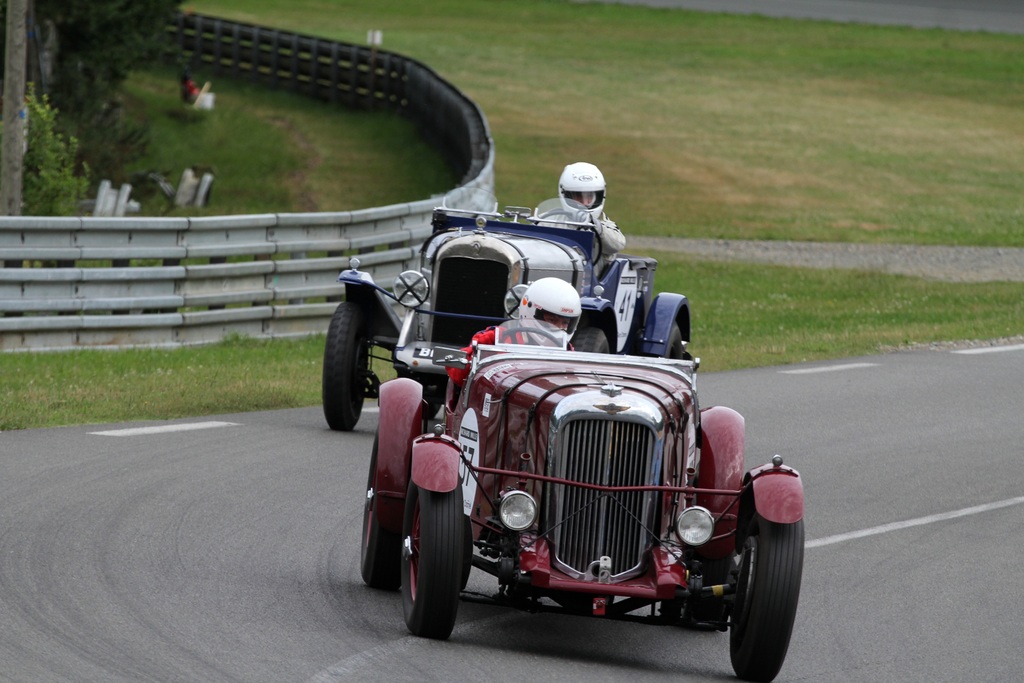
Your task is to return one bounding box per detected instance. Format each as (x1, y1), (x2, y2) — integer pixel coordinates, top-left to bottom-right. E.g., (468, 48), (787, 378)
(2, 0), (28, 216)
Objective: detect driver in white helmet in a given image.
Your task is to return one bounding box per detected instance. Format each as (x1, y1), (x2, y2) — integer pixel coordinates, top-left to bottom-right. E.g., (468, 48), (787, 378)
(558, 162), (626, 276)
(445, 278), (581, 387)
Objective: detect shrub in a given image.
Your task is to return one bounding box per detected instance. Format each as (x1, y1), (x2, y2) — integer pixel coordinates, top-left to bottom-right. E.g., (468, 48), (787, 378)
(21, 86), (89, 215)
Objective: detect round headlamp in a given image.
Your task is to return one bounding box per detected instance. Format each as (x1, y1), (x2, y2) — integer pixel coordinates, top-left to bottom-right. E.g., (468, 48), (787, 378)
(504, 284), (529, 317)
(675, 506), (714, 547)
(498, 490), (538, 531)
(393, 270), (429, 307)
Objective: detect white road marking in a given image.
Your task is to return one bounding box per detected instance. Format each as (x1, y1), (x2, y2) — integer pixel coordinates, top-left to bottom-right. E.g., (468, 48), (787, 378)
(306, 612), (518, 683)
(806, 496), (1024, 548)
(953, 343), (1024, 355)
(779, 362), (878, 375)
(89, 421), (240, 437)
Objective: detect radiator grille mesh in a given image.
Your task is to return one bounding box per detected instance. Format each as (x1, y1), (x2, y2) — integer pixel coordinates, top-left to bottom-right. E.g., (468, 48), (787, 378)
(549, 419), (656, 578)
(432, 257), (510, 345)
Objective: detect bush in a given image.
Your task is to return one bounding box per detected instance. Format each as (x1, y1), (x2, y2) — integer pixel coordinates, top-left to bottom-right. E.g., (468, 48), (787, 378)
(21, 87), (89, 215)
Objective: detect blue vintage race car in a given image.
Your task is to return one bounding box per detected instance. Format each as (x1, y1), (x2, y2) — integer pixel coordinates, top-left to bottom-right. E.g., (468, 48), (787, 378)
(322, 193), (692, 431)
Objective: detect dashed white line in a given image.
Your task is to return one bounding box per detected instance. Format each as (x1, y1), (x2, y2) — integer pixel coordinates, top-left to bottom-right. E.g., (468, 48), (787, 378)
(952, 343), (1024, 355)
(306, 612), (518, 683)
(89, 421), (240, 437)
(806, 496), (1024, 548)
(779, 362), (879, 375)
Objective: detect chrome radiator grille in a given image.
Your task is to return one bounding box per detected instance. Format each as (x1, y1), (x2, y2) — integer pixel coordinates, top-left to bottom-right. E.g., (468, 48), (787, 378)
(548, 418), (656, 580)
(432, 257), (510, 345)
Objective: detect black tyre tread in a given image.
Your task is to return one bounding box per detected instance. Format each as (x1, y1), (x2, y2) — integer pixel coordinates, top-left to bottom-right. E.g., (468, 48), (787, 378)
(730, 517), (804, 682)
(322, 302), (367, 431)
(401, 483), (464, 640)
(666, 322), (686, 359)
(360, 434), (401, 590)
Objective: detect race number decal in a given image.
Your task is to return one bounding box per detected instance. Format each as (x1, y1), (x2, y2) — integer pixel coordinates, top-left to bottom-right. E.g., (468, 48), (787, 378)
(458, 409), (481, 516)
(614, 264), (639, 351)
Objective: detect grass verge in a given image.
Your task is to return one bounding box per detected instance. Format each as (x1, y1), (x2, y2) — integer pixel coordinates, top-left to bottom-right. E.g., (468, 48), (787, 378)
(3, 260), (1021, 430)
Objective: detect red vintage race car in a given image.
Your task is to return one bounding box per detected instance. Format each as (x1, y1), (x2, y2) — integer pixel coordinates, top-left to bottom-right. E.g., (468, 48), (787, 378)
(360, 321), (804, 682)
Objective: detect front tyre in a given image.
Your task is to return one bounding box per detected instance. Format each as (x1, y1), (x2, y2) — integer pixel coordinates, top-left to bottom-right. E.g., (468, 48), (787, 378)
(360, 434), (401, 589)
(730, 516), (804, 682)
(322, 302), (369, 431)
(401, 482), (464, 639)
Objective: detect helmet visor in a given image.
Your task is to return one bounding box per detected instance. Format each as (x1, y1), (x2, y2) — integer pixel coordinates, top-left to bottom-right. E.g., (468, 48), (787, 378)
(564, 189), (604, 210)
(536, 309), (580, 337)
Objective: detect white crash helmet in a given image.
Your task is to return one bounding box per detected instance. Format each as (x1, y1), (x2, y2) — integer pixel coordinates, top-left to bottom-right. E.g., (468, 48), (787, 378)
(558, 162), (606, 220)
(519, 277), (581, 337)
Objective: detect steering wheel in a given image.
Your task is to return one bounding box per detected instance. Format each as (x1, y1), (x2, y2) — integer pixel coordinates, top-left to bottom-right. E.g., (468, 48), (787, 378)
(538, 208), (587, 222)
(537, 209), (604, 263)
(498, 324), (566, 347)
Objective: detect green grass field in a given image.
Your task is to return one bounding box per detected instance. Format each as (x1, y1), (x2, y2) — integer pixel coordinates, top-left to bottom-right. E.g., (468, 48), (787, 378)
(185, 0), (1024, 245)
(3, 0), (1022, 430)
(122, 67), (456, 214)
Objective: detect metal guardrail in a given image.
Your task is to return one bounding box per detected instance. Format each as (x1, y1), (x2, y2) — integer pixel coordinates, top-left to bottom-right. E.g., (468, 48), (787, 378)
(0, 13), (494, 352)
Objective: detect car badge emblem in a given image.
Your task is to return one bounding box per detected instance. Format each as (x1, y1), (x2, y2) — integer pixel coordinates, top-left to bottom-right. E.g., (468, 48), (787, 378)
(593, 401), (630, 415)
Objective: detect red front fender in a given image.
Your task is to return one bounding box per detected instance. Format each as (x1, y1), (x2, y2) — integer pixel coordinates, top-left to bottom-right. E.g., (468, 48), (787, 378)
(735, 462), (804, 553)
(747, 463), (805, 524)
(375, 378), (424, 533)
(410, 434), (462, 493)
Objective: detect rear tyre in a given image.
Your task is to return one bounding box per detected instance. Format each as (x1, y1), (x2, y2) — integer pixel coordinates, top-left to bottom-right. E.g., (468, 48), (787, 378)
(401, 482), (464, 639)
(730, 516), (804, 682)
(666, 322), (687, 359)
(322, 302), (369, 431)
(572, 326), (610, 354)
(424, 401), (443, 424)
(360, 434), (401, 589)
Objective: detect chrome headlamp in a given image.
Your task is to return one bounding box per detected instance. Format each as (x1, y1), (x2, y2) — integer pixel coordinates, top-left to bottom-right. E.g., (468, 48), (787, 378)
(674, 505), (714, 546)
(504, 284), (528, 317)
(393, 270), (429, 307)
(498, 490), (538, 531)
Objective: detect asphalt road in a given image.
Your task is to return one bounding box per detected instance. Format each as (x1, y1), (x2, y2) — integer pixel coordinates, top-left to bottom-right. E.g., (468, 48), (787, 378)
(3, 2), (1021, 681)
(585, 0), (1024, 34)
(2, 343), (1022, 682)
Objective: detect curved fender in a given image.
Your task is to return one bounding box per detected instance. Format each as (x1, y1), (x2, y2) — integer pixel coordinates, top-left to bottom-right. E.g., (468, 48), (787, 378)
(338, 272), (402, 345)
(697, 406), (745, 506)
(374, 378), (424, 533)
(695, 406), (745, 559)
(747, 463), (804, 524)
(639, 293), (690, 356)
(410, 434), (462, 493)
